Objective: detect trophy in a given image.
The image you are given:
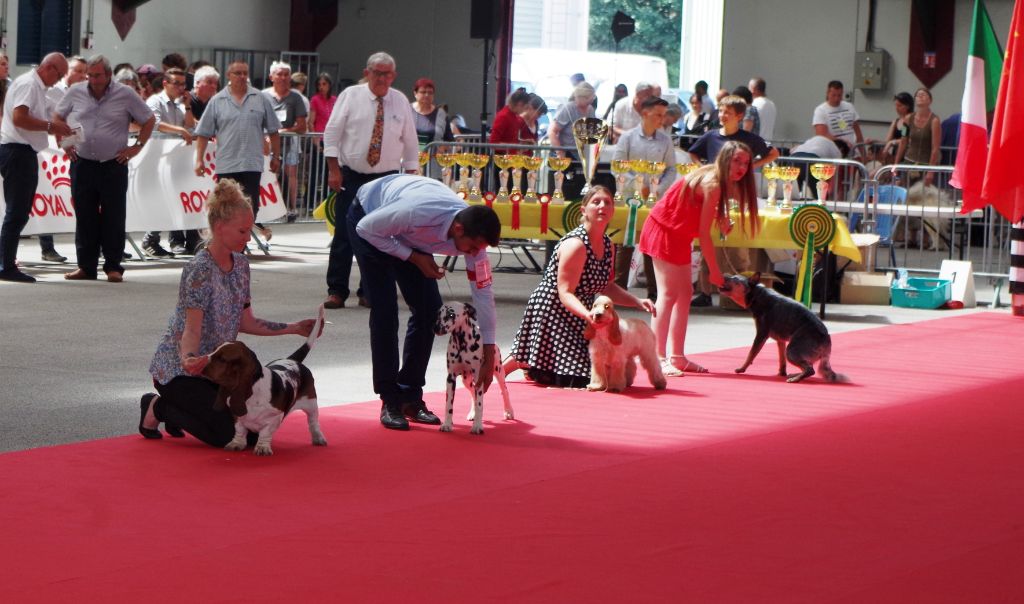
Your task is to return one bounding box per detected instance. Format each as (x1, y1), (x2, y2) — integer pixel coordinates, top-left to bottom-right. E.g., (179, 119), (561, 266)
(435, 152), (456, 190)
(778, 166), (800, 212)
(509, 154), (525, 200)
(417, 150), (429, 176)
(454, 152), (473, 198)
(571, 117), (609, 195)
(809, 162), (837, 202)
(762, 163), (779, 210)
(547, 155), (572, 202)
(647, 161), (667, 205)
(468, 153), (490, 202)
(610, 159), (632, 204)
(522, 154), (544, 203)
(493, 154), (514, 203)
(629, 159), (651, 203)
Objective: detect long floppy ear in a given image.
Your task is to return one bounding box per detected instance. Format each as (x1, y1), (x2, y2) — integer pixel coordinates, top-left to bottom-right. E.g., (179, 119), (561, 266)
(463, 303), (477, 321)
(213, 386), (230, 412)
(228, 384), (251, 417)
(608, 314), (623, 346)
(583, 324), (596, 341)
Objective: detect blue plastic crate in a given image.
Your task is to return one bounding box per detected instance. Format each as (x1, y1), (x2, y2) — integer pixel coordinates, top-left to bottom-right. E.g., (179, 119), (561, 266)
(891, 277), (952, 309)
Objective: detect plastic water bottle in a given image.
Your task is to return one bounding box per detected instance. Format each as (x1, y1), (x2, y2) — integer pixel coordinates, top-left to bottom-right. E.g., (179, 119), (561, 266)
(896, 268), (908, 289)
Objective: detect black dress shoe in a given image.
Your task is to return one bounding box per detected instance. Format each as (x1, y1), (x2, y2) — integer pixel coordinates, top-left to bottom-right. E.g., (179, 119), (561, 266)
(165, 423), (185, 438)
(0, 269), (36, 283)
(380, 406), (410, 431)
(404, 404), (441, 425)
(139, 394), (162, 439)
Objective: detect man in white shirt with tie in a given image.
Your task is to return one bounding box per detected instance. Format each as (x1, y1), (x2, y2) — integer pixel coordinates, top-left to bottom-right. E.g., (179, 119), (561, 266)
(322, 51), (419, 309)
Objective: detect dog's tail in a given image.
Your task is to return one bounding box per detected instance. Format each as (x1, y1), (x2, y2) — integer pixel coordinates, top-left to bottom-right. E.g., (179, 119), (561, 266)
(289, 303), (326, 364)
(819, 358), (850, 384)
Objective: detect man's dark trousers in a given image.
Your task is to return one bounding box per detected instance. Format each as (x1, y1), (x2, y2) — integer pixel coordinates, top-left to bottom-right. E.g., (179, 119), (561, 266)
(70, 158), (129, 276)
(326, 167), (396, 301)
(0, 143), (38, 272)
(347, 201), (442, 413)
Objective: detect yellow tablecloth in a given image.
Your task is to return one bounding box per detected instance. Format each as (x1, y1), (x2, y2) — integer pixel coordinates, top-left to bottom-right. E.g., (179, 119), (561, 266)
(473, 201), (861, 263)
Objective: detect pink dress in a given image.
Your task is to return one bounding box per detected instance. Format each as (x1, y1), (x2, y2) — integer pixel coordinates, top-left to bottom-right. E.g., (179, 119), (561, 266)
(638, 177), (703, 265)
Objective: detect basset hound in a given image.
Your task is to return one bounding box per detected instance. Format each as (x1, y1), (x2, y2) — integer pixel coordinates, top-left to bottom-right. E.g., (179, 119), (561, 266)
(433, 302), (513, 434)
(202, 305), (327, 455)
(584, 295), (666, 392)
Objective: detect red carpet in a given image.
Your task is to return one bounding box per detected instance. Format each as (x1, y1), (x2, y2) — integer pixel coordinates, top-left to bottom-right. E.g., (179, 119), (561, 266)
(3, 312), (1023, 602)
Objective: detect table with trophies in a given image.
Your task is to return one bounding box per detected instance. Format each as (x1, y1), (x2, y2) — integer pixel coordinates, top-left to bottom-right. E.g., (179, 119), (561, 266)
(420, 119), (860, 265)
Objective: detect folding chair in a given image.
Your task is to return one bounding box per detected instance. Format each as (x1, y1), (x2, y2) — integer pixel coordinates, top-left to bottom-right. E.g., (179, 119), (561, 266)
(849, 185), (907, 269)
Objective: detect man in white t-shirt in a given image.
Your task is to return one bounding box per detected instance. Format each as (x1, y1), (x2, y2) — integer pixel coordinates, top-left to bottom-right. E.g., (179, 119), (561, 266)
(748, 77), (776, 142)
(812, 80), (863, 149)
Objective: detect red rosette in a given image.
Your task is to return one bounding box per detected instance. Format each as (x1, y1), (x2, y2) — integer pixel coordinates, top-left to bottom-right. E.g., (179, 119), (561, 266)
(483, 191), (496, 207)
(457, 191), (467, 200)
(510, 196), (521, 230)
(539, 196), (551, 233)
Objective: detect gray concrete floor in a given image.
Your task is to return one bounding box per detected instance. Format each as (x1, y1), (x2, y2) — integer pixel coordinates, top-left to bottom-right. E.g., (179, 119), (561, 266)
(0, 222), (1009, 453)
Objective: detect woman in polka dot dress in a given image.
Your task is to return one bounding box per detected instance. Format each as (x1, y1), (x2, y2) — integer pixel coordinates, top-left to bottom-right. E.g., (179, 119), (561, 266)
(505, 186), (656, 388)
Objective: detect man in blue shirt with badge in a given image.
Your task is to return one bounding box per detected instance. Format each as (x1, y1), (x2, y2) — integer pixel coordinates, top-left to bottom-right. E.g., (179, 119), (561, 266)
(349, 174), (501, 431)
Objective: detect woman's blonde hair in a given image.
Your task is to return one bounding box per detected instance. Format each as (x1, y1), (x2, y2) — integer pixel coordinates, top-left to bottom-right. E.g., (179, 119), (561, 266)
(206, 178), (253, 229)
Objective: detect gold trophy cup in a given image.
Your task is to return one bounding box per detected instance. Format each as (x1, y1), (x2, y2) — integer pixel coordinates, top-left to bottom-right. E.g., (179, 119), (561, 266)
(610, 159), (632, 204)
(522, 154), (544, 203)
(547, 156), (572, 202)
(647, 161), (667, 205)
(762, 163), (779, 210)
(571, 117), (609, 195)
(435, 152), (456, 190)
(493, 154), (514, 203)
(809, 162), (837, 202)
(778, 166), (800, 212)
(469, 153), (490, 202)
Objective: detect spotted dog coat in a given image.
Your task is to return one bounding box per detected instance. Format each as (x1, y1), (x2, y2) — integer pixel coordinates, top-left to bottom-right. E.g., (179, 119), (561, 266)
(202, 306), (328, 455)
(433, 302), (513, 434)
(718, 273), (848, 383)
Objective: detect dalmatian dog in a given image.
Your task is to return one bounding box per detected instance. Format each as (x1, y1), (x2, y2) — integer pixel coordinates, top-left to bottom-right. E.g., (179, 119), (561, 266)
(433, 302), (513, 434)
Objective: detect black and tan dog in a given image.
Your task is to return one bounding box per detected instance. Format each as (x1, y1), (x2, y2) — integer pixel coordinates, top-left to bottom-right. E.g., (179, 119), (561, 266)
(719, 273), (848, 383)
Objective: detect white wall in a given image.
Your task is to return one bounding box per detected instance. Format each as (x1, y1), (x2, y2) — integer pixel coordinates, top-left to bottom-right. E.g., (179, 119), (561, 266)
(314, 0), (495, 132)
(7, 0), (289, 73)
(721, 0), (1015, 145)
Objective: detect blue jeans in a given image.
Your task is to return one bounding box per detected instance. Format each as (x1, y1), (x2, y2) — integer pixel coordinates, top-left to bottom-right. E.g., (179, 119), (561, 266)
(0, 144), (38, 272)
(347, 202), (442, 411)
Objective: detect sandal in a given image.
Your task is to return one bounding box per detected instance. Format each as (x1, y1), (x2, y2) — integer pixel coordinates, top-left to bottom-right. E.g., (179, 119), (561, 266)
(660, 358), (684, 377)
(671, 356), (709, 373)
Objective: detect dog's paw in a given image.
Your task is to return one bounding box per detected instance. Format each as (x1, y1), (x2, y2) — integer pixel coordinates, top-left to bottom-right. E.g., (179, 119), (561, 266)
(652, 379), (667, 390)
(735, 367), (747, 374)
(224, 439), (246, 452)
(439, 423), (453, 433)
(254, 443), (274, 455)
(586, 383), (604, 391)
(470, 424), (484, 435)
(465, 410), (476, 421)
(311, 435), (327, 446)
(503, 410), (514, 420)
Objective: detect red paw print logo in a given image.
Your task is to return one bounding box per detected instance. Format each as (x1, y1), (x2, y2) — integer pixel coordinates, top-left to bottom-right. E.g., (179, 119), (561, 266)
(41, 153), (72, 189)
(202, 151), (216, 178)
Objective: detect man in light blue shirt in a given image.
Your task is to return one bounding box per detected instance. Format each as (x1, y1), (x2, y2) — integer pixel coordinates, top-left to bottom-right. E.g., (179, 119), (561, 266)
(349, 174), (501, 431)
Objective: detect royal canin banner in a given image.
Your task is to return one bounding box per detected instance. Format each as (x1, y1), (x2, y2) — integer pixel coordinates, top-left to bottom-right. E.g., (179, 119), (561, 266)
(0, 138), (285, 235)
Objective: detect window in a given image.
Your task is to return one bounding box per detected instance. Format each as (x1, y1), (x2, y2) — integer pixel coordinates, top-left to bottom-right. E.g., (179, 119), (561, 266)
(17, 0), (75, 66)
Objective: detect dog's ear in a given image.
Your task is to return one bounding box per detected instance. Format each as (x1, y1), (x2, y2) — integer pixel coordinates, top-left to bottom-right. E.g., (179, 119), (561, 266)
(228, 384), (251, 417)
(212, 386), (230, 412)
(464, 303), (477, 320)
(608, 315), (623, 346)
(583, 324), (596, 341)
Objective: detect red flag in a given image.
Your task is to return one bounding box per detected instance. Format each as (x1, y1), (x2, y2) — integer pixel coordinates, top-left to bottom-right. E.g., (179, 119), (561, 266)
(981, 0), (1024, 222)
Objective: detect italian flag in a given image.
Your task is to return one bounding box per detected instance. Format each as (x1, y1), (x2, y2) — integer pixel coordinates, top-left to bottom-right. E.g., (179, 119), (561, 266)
(951, 0), (1003, 213)
(981, 0), (1024, 222)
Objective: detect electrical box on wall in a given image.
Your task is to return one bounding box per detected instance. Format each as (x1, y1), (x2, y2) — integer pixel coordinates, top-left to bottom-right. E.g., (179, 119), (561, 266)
(854, 50), (890, 90)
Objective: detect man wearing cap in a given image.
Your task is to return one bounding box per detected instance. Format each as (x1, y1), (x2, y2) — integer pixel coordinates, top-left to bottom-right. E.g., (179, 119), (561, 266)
(321, 51), (419, 310)
(53, 54), (155, 283)
(0, 52), (73, 283)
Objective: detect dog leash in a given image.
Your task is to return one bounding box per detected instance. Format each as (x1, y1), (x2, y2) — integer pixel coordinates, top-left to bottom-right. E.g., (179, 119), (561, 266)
(442, 268), (455, 298)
